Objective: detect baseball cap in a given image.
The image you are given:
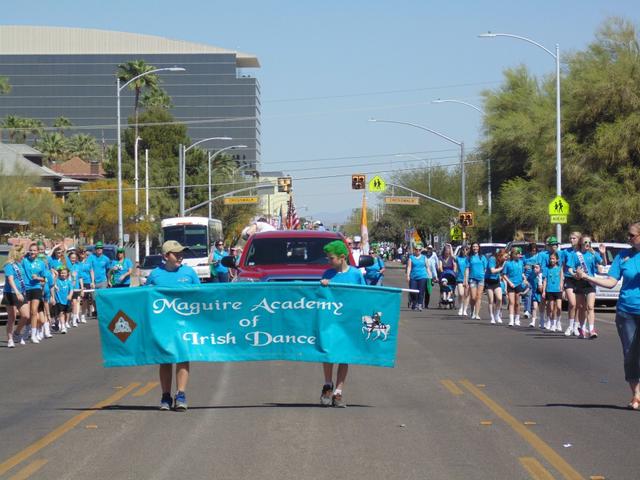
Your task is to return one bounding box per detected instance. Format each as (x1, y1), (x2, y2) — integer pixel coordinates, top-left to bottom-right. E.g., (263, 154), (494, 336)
(116, 247), (125, 253)
(162, 240), (186, 255)
(95, 241), (104, 248)
(353, 235), (362, 242)
(546, 236), (559, 245)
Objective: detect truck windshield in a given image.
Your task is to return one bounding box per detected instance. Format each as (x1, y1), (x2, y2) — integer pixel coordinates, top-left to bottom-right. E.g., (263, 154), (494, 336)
(163, 226), (207, 250)
(245, 238), (337, 266)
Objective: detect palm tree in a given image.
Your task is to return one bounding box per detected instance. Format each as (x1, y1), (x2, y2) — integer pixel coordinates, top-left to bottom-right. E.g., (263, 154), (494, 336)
(1, 115), (43, 143)
(53, 116), (73, 135)
(0, 76), (10, 95)
(117, 60), (160, 142)
(67, 134), (99, 161)
(35, 132), (68, 165)
(141, 86), (173, 109)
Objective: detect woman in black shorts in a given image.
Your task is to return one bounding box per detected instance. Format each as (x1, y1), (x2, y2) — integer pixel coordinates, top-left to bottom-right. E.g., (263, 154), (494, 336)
(3, 245), (30, 348)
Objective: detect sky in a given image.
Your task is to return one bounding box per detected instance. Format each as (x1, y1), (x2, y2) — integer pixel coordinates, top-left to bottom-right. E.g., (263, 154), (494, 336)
(3, 0), (638, 223)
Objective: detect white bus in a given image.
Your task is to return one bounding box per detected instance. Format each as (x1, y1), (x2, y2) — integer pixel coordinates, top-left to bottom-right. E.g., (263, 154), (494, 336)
(160, 217), (223, 281)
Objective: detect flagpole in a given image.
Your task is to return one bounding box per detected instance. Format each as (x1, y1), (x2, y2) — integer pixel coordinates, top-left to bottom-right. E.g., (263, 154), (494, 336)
(361, 190), (369, 254)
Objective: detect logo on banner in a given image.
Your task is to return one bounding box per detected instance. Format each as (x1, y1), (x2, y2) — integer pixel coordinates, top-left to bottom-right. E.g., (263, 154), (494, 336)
(108, 310), (137, 343)
(361, 312), (390, 341)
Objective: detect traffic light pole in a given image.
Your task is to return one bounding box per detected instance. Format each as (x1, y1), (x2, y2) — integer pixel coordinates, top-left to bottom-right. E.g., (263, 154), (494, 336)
(387, 183), (461, 211)
(184, 184), (275, 214)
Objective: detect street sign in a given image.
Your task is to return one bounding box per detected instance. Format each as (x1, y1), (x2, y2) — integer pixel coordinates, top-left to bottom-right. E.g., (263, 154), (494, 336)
(548, 195), (570, 215)
(384, 196), (420, 205)
(368, 175), (386, 192)
(223, 196), (258, 205)
(450, 225), (462, 241)
(550, 214), (568, 224)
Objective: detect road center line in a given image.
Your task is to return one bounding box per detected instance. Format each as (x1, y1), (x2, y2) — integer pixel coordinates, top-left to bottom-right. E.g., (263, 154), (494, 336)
(7, 459), (48, 480)
(0, 382), (141, 476)
(459, 379), (584, 480)
(520, 457), (556, 480)
(133, 381), (160, 397)
(440, 379), (464, 396)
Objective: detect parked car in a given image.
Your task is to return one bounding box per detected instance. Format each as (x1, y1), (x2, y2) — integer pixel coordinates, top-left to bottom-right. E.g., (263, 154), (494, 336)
(138, 254), (164, 285)
(560, 241), (631, 306)
(505, 240), (546, 253)
(85, 244), (118, 261)
(223, 230), (371, 282)
(454, 242), (507, 257)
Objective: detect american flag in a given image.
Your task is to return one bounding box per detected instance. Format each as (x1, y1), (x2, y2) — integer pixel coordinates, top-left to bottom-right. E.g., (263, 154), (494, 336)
(286, 194), (300, 230)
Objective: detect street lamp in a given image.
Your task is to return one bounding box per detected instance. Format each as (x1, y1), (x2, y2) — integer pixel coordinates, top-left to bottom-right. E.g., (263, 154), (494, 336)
(432, 99), (493, 242)
(207, 145), (247, 219)
(117, 66), (185, 246)
(369, 118), (466, 212)
(179, 136), (233, 216)
(479, 32), (562, 240)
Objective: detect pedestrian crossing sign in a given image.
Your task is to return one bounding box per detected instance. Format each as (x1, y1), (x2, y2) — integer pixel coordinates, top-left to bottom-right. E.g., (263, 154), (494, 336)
(369, 176), (386, 192)
(450, 225), (462, 241)
(548, 196), (570, 215)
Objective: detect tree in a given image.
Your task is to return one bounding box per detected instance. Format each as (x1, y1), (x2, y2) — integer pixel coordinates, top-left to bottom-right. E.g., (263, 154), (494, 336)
(117, 60), (160, 144)
(53, 116), (73, 134)
(1, 115), (44, 143)
(0, 76), (10, 95)
(67, 134), (99, 161)
(141, 86), (173, 109)
(35, 132), (68, 165)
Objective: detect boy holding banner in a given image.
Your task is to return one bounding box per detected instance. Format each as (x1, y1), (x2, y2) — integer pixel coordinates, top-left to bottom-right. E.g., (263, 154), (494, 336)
(146, 240), (200, 411)
(320, 240), (366, 407)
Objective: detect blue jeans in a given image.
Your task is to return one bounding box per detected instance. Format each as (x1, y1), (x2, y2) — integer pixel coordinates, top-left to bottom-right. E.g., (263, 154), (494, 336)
(212, 271), (229, 283)
(409, 278), (426, 309)
(615, 310), (640, 382)
(522, 287), (532, 313)
(366, 276), (383, 286)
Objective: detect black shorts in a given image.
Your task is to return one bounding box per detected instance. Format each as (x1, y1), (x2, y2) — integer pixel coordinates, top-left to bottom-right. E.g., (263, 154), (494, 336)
(507, 284), (527, 294)
(575, 280), (596, 295)
(546, 291), (562, 301)
(72, 291), (82, 300)
(564, 277), (577, 290)
(485, 278), (500, 289)
(25, 289), (43, 301)
(52, 303), (71, 316)
(1, 292), (20, 306)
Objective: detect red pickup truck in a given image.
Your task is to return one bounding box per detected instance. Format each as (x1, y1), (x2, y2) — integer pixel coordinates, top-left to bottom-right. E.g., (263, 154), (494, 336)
(223, 230), (368, 282)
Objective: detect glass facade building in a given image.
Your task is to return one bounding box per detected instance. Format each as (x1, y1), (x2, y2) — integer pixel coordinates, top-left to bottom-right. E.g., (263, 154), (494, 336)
(0, 26), (261, 168)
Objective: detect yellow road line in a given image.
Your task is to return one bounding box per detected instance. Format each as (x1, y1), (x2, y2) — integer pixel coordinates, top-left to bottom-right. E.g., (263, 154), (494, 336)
(132, 381), (159, 397)
(520, 457), (556, 480)
(7, 459), (48, 480)
(440, 379), (464, 396)
(459, 380), (584, 480)
(0, 382), (140, 476)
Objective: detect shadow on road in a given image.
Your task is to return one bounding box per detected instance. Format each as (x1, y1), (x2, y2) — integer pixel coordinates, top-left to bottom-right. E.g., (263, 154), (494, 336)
(59, 402), (373, 412)
(542, 403), (629, 411)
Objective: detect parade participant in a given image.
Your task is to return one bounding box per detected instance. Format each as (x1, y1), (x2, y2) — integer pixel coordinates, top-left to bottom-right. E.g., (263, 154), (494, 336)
(38, 254), (54, 338)
(49, 245), (66, 275)
(563, 232), (582, 336)
(539, 237), (561, 326)
(502, 247), (526, 327)
(78, 249), (93, 321)
(574, 221), (640, 409)
(89, 242), (111, 290)
(67, 250), (84, 326)
(21, 243), (47, 344)
(209, 240), (230, 283)
(3, 245), (30, 348)
(439, 244), (457, 306)
(423, 245), (438, 308)
(523, 243), (541, 320)
(455, 245), (470, 316)
(406, 245), (429, 311)
(543, 252), (564, 332)
(319, 240), (366, 408)
(108, 247), (133, 288)
(486, 249), (507, 324)
(146, 240), (200, 411)
(351, 236), (363, 266)
(531, 264), (543, 327)
(51, 265), (73, 334)
(467, 242), (488, 320)
(568, 235), (604, 338)
(364, 248), (385, 286)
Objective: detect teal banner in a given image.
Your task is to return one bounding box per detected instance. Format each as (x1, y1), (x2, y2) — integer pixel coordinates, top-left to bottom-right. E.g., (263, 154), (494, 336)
(96, 282), (401, 368)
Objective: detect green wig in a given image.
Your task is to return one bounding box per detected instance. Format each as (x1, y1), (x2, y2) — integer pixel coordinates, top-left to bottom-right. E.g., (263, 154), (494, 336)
(323, 240), (349, 257)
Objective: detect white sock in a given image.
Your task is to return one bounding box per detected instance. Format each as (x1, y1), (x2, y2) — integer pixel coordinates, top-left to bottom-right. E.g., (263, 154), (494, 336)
(509, 314), (514, 322)
(568, 318), (574, 329)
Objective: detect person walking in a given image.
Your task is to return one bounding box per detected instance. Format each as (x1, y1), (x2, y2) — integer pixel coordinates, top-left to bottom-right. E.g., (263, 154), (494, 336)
(543, 252), (564, 332)
(146, 241), (200, 411)
(209, 240), (230, 283)
(406, 245), (429, 311)
(575, 222), (640, 408)
(423, 245), (438, 308)
(486, 249), (507, 324)
(108, 247), (133, 288)
(2, 245), (30, 347)
(364, 248), (385, 286)
(502, 248), (526, 327)
(21, 243), (47, 344)
(523, 243), (541, 320)
(563, 232), (582, 336)
(319, 240), (366, 408)
(455, 245), (470, 316)
(467, 242), (488, 320)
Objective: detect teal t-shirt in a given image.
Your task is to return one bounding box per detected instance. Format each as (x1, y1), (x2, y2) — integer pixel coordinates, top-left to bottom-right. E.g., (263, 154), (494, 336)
(608, 248), (640, 314)
(322, 266), (366, 285)
(146, 264), (200, 286)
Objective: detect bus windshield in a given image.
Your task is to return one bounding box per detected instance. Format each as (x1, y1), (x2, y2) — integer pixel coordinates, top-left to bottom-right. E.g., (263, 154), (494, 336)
(163, 225), (208, 256)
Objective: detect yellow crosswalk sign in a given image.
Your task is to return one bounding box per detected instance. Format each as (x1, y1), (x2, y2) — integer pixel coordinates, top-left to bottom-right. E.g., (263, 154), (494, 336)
(368, 176), (386, 192)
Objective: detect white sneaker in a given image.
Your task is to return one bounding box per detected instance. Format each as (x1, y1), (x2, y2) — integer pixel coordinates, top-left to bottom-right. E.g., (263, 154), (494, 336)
(72, 319), (78, 327)
(44, 322), (52, 338)
(544, 320), (551, 330)
(573, 325), (580, 336)
(80, 315), (87, 324)
(557, 321), (562, 332)
(515, 319), (521, 327)
(458, 307), (463, 316)
(529, 320), (536, 327)
(7, 338), (15, 348)
(508, 319), (515, 327)
(524, 311), (531, 319)
(490, 317), (496, 325)
(496, 315), (503, 324)
(61, 326), (67, 334)
(564, 326), (572, 336)
(31, 333), (40, 344)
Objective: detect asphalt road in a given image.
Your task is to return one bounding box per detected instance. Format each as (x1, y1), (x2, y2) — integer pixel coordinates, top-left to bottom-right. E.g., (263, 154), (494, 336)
(0, 265), (636, 480)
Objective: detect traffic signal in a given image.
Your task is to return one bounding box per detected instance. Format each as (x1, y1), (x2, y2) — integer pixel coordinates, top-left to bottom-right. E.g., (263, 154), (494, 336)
(458, 211), (474, 227)
(351, 174), (366, 190)
(277, 176), (292, 193)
